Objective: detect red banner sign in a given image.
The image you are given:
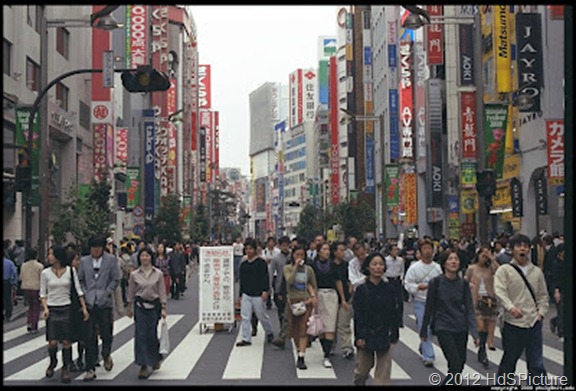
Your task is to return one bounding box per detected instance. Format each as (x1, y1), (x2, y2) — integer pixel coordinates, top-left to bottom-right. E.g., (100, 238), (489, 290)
(426, 5), (444, 65)
(460, 91), (477, 159)
(546, 120), (564, 185)
(199, 64), (212, 109)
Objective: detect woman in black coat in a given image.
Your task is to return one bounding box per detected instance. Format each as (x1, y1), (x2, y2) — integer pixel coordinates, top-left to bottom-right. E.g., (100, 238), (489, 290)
(353, 252), (400, 385)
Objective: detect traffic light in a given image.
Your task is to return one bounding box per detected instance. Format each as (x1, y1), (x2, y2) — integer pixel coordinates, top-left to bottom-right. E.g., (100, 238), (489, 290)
(121, 66), (171, 93)
(476, 169), (496, 199)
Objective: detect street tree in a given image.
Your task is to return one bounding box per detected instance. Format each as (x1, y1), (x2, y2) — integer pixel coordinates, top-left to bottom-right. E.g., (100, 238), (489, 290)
(153, 193), (183, 245)
(295, 204), (323, 243)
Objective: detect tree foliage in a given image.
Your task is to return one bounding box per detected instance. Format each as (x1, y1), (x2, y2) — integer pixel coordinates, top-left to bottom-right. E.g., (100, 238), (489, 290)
(331, 200), (375, 240)
(51, 178), (112, 247)
(295, 204), (324, 243)
(153, 193), (183, 245)
(191, 203), (209, 243)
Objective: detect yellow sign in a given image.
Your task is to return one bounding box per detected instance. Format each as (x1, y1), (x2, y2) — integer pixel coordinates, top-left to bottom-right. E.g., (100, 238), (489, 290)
(502, 154), (520, 179)
(461, 189), (477, 214)
(494, 5), (512, 93)
(404, 173), (418, 225)
(492, 179), (511, 208)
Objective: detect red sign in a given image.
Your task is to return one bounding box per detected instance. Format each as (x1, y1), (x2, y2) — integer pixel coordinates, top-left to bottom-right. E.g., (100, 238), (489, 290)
(199, 64), (212, 109)
(546, 120), (564, 185)
(93, 123), (107, 182)
(129, 5), (148, 68)
(426, 5), (444, 65)
(460, 91), (477, 159)
(93, 104), (109, 121)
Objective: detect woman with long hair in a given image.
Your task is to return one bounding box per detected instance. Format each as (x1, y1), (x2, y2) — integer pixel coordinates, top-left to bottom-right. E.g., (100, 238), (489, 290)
(283, 244), (317, 370)
(311, 242), (341, 368)
(40, 244), (89, 383)
(465, 245), (500, 367)
(126, 247), (168, 379)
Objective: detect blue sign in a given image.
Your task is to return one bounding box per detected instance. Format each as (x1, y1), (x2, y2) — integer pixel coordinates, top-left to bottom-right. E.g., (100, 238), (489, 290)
(388, 44), (397, 68)
(365, 134), (374, 193)
(364, 47), (372, 66)
(389, 89), (400, 160)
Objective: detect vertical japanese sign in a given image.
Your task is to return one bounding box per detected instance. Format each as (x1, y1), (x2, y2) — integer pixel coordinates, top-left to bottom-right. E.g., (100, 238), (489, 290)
(199, 247), (234, 325)
(126, 167), (140, 210)
(303, 69), (316, 122)
(93, 123), (107, 183)
(199, 112), (209, 183)
(318, 60), (329, 105)
(126, 5), (148, 69)
(414, 39), (428, 173)
(15, 106), (40, 206)
(494, 5), (512, 93)
(115, 127), (128, 174)
(403, 170), (417, 225)
(198, 64), (212, 109)
(143, 111), (156, 231)
(426, 5), (444, 65)
(214, 111), (220, 180)
(167, 78), (177, 193)
(388, 21), (397, 68)
(385, 165), (399, 207)
(389, 89), (400, 161)
(428, 79), (443, 208)
(289, 69), (304, 128)
(483, 104), (508, 179)
(546, 120), (564, 185)
(516, 13), (543, 113)
(182, 196), (192, 229)
(399, 42), (414, 161)
(535, 175), (548, 215)
(363, 11), (374, 193)
(510, 178), (523, 217)
(460, 92), (477, 160)
(448, 195), (460, 239)
(329, 56), (340, 205)
(204, 111), (213, 183)
(460, 162), (477, 187)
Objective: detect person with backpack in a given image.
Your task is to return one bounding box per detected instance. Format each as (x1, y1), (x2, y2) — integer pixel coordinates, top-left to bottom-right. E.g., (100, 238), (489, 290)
(420, 251), (479, 385)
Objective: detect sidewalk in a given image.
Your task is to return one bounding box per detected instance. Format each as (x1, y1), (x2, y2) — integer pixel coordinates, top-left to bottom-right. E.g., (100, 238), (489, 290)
(7, 295), (28, 322)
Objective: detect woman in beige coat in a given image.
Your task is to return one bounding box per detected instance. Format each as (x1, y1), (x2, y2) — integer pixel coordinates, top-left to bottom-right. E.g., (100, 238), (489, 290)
(465, 245), (499, 368)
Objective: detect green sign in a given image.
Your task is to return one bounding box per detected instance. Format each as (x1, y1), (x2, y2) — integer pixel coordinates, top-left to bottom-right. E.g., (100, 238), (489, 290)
(460, 162), (477, 186)
(126, 167), (141, 210)
(385, 165), (399, 207)
(483, 104), (508, 179)
(15, 106), (40, 206)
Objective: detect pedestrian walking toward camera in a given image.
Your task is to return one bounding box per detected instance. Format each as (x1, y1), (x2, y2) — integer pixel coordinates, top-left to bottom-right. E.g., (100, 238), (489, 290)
(420, 251), (479, 385)
(19, 248), (44, 333)
(40, 244), (89, 383)
(353, 252), (400, 385)
(126, 247), (168, 379)
(465, 245), (499, 367)
(77, 236), (120, 381)
(404, 238), (443, 367)
(283, 244), (317, 370)
(494, 233), (549, 384)
(331, 241), (354, 359)
(269, 236), (292, 339)
(236, 238), (275, 347)
(311, 242), (341, 368)
(66, 246), (89, 372)
(384, 243), (405, 327)
(154, 242), (171, 297)
(168, 242), (187, 299)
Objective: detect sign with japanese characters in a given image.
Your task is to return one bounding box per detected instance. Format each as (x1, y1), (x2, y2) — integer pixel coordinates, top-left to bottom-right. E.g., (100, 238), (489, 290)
(426, 5), (444, 65)
(546, 120), (564, 185)
(460, 92), (477, 160)
(199, 247), (234, 325)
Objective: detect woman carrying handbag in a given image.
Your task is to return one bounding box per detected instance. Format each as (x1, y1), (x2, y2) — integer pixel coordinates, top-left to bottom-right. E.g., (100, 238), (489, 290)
(283, 244), (317, 370)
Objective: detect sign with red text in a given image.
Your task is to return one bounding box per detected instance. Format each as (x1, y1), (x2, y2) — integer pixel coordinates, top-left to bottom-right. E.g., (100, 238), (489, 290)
(199, 246), (234, 325)
(115, 127), (128, 173)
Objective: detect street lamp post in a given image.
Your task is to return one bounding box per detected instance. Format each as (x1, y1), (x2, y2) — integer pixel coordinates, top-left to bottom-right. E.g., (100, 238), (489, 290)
(24, 6), (123, 258)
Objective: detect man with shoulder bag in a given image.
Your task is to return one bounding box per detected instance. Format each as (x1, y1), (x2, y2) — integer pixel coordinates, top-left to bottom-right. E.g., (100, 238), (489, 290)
(494, 234), (549, 385)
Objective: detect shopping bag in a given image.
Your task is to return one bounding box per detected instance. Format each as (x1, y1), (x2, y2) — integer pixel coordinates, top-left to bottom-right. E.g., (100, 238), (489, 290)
(306, 309), (324, 337)
(159, 319), (170, 355)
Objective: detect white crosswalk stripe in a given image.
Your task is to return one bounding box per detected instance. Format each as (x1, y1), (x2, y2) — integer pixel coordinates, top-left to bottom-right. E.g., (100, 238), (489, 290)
(3, 310), (564, 384)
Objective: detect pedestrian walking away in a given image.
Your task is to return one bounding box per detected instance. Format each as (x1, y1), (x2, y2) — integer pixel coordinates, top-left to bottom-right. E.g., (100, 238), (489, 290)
(353, 252), (400, 386)
(18, 247), (44, 333)
(77, 236), (121, 381)
(126, 247), (168, 379)
(420, 251), (480, 385)
(3, 249), (18, 323)
(330, 241), (354, 359)
(494, 233), (549, 385)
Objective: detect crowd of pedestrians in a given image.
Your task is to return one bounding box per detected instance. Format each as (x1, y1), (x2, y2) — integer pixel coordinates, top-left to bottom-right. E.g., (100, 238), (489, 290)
(3, 227), (565, 385)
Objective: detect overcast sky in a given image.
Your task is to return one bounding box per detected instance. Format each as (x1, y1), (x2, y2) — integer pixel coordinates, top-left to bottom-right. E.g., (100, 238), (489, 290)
(188, 5), (339, 176)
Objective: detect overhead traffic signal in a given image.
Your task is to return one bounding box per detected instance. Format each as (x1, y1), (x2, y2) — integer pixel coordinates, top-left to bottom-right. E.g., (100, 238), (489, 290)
(121, 66), (171, 93)
(476, 169), (497, 199)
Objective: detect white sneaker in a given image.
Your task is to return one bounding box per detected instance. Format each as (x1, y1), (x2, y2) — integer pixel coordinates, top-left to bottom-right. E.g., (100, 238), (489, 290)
(322, 357), (332, 368)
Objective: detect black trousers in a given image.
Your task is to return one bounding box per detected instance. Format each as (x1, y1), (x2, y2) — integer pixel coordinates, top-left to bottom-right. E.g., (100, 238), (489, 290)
(85, 306), (114, 371)
(436, 331), (468, 377)
(273, 294), (286, 326)
(3, 280), (14, 320)
(388, 277), (404, 323)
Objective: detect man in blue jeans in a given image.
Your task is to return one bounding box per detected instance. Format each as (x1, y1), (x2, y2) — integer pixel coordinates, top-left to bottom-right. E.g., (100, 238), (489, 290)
(494, 234), (549, 384)
(403, 238), (443, 367)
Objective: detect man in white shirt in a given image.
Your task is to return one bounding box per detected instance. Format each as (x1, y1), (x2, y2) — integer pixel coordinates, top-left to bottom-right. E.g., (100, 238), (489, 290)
(404, 238), (443, 367)
(348, 242), (368, 292)
(262, 237), (281, 309)
(385, 243), (405, 327)
(343, 236), (357, 263)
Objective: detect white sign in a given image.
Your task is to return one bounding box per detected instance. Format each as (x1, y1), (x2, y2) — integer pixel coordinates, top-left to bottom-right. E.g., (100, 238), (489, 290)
(199, 246), (235, 326)
(103, 50), (114, 88)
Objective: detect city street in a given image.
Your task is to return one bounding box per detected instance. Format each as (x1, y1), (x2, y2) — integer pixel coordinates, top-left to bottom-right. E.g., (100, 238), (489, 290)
(3, 271), (566, 386)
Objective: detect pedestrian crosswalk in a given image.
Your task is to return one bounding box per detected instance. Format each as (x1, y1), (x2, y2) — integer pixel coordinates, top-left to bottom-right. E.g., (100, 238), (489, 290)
(3, 311), (565, 384)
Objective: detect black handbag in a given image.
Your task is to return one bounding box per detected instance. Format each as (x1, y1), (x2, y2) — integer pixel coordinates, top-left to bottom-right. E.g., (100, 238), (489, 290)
(69, 267), (81, 313)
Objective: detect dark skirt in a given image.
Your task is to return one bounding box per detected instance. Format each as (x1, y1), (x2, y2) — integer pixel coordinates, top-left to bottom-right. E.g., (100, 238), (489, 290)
(134, 302), (162, 366)
(46, 305), (72, 342)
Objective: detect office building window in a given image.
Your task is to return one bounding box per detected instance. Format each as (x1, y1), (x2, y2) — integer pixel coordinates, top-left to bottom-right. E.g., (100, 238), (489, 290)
(56, 82), (69, 111)
(26, 57), (40, 92)
(79, 101), (90, 130)
(3, 39), (11, 75)
(56, 27), (69, 59)
(27, 5), (41, 32)
(3, 122), (16, 174)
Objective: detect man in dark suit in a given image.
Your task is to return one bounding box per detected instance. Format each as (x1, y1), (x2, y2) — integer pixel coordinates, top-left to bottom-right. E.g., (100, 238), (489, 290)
(78, 236), (120, 381)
